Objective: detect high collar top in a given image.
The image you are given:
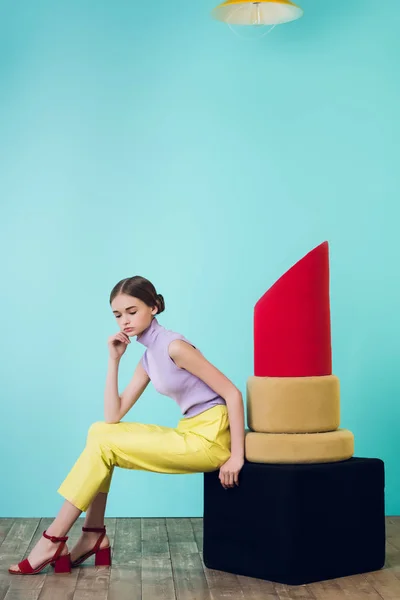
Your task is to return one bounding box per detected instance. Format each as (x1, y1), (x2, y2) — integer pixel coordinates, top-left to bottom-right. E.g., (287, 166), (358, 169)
(136, 316), (163, 348)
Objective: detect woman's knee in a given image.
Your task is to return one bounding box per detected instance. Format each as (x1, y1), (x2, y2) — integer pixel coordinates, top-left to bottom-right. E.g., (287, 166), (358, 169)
(85, 422), (117, 467)
(87, 420), (114, 442)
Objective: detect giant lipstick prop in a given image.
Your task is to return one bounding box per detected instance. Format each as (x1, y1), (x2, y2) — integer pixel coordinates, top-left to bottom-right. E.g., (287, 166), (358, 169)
(245, 241), (354, 463)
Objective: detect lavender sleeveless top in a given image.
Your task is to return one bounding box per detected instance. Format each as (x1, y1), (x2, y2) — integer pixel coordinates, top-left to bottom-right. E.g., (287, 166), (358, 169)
(136, 317), (226, 418)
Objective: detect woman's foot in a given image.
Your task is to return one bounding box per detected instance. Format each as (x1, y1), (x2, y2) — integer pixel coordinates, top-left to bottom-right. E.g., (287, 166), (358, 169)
(9, 532), (69, 574)
(70, 529), (110, 564)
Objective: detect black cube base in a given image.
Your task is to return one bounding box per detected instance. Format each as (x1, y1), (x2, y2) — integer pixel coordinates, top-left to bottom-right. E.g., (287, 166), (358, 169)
(203, 457), (385, 585)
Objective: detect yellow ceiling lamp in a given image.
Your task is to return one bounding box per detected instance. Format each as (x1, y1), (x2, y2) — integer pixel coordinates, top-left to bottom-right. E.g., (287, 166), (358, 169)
(211, 0), (303, 27)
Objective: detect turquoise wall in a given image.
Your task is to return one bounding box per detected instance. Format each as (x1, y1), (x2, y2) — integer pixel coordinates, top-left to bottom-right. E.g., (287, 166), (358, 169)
(0, 0), (399, 517)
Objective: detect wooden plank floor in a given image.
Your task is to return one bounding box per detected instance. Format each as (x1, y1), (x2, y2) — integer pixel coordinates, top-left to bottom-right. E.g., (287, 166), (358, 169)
(0, 516), (399, 600)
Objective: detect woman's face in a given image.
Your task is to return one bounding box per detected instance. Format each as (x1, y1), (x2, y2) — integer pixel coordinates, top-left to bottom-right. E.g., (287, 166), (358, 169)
(111, 293), (157, 337)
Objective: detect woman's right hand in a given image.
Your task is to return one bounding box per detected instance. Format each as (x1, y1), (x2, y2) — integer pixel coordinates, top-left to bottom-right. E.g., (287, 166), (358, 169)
(108, 331), (131, 360)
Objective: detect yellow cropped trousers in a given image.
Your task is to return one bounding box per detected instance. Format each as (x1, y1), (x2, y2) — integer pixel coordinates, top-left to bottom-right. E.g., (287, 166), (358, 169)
(58, 404), (231, 512)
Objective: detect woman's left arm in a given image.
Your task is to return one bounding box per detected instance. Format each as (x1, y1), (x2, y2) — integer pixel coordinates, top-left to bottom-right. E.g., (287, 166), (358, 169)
(169, 340), (245, 489)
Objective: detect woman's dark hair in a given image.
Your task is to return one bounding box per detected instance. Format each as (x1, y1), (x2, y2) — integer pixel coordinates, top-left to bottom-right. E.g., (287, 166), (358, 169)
(109, 276), (165, 315)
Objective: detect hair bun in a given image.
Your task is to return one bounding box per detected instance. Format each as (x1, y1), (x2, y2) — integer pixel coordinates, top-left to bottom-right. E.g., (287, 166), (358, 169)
(156, 293), (165, 314)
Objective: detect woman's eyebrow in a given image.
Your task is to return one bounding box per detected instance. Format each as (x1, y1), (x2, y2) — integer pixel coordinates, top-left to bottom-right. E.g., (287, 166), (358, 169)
(112, 305), (138, 314)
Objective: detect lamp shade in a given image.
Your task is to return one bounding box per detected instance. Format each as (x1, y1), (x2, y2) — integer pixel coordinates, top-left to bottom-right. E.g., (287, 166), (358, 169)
(211, 0), (303, 25)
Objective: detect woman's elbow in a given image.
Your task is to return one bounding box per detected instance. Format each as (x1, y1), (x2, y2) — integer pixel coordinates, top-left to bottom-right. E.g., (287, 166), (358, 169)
(225, 389), (243, 404)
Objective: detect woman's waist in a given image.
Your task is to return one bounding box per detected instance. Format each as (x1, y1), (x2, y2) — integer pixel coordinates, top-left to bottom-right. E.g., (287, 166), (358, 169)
(182, 397), (226, 419)
(177, 404), (230, 444)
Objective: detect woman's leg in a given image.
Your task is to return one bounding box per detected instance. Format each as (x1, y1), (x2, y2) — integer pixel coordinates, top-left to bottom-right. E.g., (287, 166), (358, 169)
(57, 415), (226, 514)
(8, 423), (115, 574)
(10, 409), (228, 573)
(69, 492), (111, 563)
(56, 421), (119, 513)
(55, 419), (215, 516)
(9, 500), (82, 573)
(84, 491), (109, 528)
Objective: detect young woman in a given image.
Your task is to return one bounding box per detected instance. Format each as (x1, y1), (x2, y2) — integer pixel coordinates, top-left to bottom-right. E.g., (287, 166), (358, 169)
(9, 276), (245, 575)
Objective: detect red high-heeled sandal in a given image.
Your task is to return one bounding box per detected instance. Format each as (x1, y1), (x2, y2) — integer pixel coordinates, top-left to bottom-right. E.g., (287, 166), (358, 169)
(9, 530), (71, 575)
(68, 526), (111, 568)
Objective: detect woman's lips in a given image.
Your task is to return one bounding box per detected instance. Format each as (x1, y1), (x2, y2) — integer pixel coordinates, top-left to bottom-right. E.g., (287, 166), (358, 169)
(124, 328), (134, 332)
